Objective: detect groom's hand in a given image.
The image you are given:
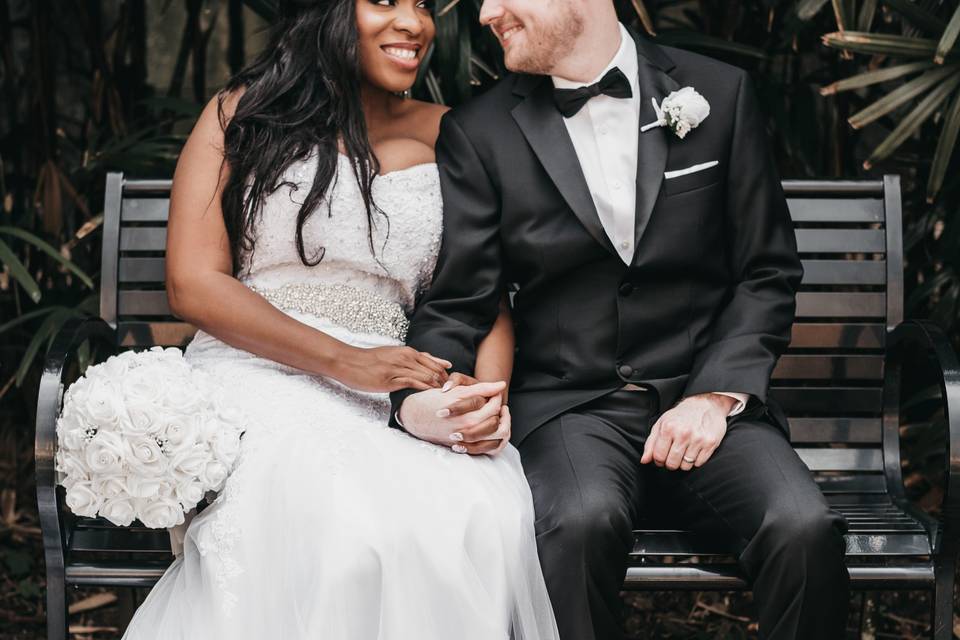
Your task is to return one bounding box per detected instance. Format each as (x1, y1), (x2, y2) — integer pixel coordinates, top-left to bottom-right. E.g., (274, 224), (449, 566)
(398, 380), (508, 454)
(640, 393), (735, 471)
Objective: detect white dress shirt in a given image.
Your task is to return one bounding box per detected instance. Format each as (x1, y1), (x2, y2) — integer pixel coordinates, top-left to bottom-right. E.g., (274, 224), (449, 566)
(551, 23), (748, 417)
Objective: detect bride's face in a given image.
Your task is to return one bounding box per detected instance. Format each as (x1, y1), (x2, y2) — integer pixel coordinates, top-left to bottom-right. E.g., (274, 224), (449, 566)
(356, 0), (435, 93)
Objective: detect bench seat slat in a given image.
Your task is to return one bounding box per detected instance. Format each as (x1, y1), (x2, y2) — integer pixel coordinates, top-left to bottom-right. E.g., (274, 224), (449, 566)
(70, 528), (172, 554)
(630, 532), (930, 559)
(623, 562), (934, 590)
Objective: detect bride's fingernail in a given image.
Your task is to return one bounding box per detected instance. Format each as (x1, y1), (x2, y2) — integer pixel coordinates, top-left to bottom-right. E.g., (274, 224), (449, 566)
(452, 444), (468, 454)
(436, 408), (450, 418)
(441, 381), (454, 392)
(449, 432), (464, 442)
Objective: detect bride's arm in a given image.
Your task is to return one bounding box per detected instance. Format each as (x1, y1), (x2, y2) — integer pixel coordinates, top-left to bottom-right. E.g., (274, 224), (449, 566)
(165, 92), (447, 392)
(474, 294), (514, 403)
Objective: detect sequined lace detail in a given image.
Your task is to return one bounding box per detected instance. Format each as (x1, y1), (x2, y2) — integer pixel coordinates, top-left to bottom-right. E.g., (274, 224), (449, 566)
(249, 282), (410, 341)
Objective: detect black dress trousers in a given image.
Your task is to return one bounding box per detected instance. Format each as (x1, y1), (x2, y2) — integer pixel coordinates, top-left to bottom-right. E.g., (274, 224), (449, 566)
(518, 389), (851, 640)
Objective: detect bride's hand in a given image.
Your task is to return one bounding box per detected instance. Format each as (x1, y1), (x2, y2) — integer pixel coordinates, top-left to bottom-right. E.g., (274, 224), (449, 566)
(333, 346), (452, 392)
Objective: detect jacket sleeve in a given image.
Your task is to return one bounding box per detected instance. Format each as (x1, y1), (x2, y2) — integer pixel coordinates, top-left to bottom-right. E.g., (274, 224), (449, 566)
(681, 72), (803, 406)
(388, 111), (504, 428)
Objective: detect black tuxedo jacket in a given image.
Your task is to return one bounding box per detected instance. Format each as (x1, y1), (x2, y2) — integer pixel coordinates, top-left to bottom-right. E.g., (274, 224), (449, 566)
(391, 30), (803, 443)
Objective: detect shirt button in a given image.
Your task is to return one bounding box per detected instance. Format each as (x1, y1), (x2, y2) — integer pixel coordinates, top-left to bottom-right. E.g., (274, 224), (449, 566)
(618, 364), (634, 378)
(611, 181), (621, 190)
(620, 241), (630, 250)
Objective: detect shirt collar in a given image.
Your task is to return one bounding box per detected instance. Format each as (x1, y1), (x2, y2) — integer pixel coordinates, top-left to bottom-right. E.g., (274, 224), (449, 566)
(551, 23), (638, 95)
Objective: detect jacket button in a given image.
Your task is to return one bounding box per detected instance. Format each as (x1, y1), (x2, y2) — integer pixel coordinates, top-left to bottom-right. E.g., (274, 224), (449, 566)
(619, 283), (634, 296)
(618, 364), (633, 377)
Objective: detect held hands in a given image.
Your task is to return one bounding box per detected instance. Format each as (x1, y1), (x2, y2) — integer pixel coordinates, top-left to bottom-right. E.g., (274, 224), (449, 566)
(399, 373), (511, 456)
(333, 345), (452, 393)
(640, 393), (735, 472)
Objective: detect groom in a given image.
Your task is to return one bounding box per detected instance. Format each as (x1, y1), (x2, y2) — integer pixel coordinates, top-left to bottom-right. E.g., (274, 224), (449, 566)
(391, 0), (850, 638)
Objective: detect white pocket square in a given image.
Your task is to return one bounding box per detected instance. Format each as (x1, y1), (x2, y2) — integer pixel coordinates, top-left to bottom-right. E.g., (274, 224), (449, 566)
(664, 160), (719, 179)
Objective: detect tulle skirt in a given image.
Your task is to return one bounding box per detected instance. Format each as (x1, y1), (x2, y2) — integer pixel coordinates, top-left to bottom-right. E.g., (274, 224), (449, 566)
(120, 312), (559, 640)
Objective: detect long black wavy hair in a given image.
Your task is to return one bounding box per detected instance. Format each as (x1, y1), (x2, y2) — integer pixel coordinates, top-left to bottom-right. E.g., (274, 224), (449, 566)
(218, 0), (383, 275)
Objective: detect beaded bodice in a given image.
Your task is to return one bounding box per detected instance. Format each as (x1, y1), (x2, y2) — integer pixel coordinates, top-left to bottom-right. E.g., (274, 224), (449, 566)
(239, 152), (443, 317)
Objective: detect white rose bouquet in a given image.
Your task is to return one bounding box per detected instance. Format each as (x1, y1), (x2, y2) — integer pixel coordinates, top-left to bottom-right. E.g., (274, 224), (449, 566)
(54, 347), (246, 529)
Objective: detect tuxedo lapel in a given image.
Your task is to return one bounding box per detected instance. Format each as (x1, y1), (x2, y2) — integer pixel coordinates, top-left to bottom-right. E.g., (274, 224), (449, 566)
(630, 29), (679, 255)
(510, 76), (617, 255)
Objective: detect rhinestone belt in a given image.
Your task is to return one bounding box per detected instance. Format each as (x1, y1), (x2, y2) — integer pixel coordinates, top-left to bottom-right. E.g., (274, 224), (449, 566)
(249, 282), (410, 342)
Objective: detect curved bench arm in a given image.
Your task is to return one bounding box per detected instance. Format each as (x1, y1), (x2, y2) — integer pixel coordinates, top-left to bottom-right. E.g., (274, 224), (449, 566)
(886, 320), (960, 546)
(35, 316), (117, 575)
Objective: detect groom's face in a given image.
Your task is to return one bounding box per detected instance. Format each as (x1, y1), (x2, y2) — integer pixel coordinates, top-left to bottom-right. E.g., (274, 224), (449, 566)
(479, 0), (585, 75)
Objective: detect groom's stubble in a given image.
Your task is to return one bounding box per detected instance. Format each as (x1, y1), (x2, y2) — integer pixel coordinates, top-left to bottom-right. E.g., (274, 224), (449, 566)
(497, 0), (586, 75)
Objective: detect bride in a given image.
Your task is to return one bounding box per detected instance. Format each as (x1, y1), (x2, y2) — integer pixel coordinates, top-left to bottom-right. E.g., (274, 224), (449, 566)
(119, 0), (559, 638)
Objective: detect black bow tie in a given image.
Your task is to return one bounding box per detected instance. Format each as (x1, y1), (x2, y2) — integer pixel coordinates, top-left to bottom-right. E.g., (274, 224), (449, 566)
(553, 67), (633, 118)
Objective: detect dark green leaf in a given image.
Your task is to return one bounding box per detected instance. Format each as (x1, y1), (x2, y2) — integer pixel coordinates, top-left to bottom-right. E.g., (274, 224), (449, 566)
(0, 237), (41, 303)
(0, 226), (95, 289)
(927, 89), (960, 201)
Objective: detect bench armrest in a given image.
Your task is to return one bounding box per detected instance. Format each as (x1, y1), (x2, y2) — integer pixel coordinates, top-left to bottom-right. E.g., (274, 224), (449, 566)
(886, 320), (960, 542)
(35, 316), (117, 569)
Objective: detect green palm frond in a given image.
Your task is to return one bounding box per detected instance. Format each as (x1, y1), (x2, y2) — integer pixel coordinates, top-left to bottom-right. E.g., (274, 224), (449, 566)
(820, 2), (960, 201)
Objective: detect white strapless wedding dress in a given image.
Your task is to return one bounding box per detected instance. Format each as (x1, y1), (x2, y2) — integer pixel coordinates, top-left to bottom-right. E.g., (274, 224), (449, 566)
(120, 153), (560, 640)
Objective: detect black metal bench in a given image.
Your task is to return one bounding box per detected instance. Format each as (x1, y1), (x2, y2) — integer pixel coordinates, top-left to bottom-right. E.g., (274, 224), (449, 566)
(36, 172), (959, 639)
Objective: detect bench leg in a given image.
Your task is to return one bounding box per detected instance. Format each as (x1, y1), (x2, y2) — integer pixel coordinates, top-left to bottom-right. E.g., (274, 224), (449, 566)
(931, 541), (957, 640)
(45, 569), (68, 640)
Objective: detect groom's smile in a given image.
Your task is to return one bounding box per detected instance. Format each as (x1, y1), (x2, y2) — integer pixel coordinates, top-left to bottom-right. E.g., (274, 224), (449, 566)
(479, 0), (585, 75)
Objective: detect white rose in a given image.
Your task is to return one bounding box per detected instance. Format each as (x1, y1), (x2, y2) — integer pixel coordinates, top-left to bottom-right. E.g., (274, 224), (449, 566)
(125, 476), (166, 499)
(163, 376), (205, 414)
(660, 86), (710, 138)
(55, 450), (89, 490)
(100, 496), (137, 526)
(98, 354), (130, 379)
(84, 378), (124, 430)
(138, 496), (185, 529)
(171, 443), (209, 477)
(124, 403), (159, 437)
(163, 416), (200, 453)
(175, 478), (205, 508)
(65, 481), (102, 518)
(57, 411), (91, 450)
(121, 367), (165, 407)
(199, 460), (229, 492)
(127, 436), (169, 477)
(93, 475), (128, 500)
(84, 431), (128, 475)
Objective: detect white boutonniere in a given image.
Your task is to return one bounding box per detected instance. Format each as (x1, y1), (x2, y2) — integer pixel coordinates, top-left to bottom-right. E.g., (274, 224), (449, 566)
(640, 87), (711, 139)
